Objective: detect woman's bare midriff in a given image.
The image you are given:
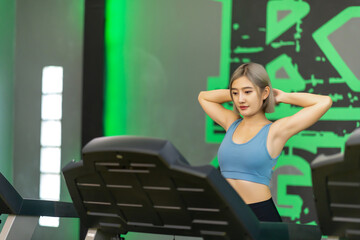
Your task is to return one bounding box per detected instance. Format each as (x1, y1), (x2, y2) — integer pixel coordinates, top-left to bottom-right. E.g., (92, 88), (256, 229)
(226, 178), (272, 204)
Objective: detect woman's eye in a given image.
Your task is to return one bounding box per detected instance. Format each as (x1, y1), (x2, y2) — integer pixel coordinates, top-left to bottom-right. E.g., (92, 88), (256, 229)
(232, 92), (238, 95)
(245, 91), (252, 94)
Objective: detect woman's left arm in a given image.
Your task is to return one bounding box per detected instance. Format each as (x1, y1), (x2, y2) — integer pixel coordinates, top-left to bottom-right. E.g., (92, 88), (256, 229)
(272, 89), (332, 141)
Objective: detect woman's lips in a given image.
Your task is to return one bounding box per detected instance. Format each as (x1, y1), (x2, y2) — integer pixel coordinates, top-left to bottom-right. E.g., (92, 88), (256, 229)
(240, 106), (248, 110)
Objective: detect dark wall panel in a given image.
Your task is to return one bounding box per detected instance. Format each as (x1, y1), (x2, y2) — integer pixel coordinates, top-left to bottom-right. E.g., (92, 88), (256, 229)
(226, 0), (360, 224)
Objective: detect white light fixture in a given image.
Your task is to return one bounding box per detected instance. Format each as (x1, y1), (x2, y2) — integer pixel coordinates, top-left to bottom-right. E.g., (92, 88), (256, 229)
(39, 173), (61, 200)
(39, 66), (63, 227)
(39, 216), (60, 228)
(40, 120), (62, 147)
(42, 66), (63, 94)
(40, 147), (61, 173)
(41, 94), (62, 120)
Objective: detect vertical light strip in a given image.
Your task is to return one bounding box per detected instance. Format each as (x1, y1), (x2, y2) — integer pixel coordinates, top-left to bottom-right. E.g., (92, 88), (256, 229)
(39, 66), (63, 227)
(104, 0), (128, 136)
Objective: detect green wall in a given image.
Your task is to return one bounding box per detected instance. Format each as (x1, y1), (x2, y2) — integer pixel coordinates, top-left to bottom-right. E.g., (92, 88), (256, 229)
(0, 0), (15, 182)
(105, 0), (223, 166)
(105, 0), (223, 239)
(0, 0), (15, 230)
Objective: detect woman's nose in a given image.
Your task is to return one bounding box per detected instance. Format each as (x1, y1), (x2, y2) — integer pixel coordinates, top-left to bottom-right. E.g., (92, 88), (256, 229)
(238, 93), (245, 102)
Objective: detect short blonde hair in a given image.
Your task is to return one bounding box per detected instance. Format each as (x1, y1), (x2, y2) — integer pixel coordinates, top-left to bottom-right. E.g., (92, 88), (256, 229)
(229, 62), (275, 113)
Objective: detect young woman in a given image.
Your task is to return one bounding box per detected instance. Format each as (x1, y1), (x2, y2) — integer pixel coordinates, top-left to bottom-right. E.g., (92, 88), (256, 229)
(198, 63), (332, 222)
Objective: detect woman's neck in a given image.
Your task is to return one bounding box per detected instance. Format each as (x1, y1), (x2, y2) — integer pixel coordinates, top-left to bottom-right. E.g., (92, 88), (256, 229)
(241, 112), (269, 126)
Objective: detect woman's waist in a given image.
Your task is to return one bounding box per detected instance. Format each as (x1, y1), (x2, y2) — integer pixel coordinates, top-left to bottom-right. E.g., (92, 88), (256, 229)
(221, 170), (272, 186)
(226, 178), (272, 204)
(226, 178), (271, 191)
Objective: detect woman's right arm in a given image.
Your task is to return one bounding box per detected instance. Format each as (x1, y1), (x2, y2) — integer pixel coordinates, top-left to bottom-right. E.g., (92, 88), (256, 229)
(198, 89), (239, 130)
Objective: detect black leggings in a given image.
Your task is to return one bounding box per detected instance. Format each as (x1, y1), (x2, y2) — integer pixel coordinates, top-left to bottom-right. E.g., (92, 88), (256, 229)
(248, 197), (282, 222)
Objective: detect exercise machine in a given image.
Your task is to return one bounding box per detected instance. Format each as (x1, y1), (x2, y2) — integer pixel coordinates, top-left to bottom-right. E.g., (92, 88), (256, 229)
(63, 136), (321, 240)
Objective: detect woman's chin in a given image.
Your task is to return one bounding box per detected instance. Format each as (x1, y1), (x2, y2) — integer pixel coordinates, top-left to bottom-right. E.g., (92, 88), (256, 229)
(239, 108), (249, 115)
(239, 111), (257, 118)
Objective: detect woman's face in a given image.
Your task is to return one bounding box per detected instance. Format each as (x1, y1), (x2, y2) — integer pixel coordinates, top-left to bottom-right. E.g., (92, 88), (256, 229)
(230, 76), (268, 117)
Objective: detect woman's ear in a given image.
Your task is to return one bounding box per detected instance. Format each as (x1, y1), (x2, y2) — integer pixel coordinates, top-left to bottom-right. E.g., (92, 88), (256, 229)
(262, 86), (270, 100)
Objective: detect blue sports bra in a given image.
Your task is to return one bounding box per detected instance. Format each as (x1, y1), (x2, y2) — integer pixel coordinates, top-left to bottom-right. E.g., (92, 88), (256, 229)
(218, 118), (279, 186)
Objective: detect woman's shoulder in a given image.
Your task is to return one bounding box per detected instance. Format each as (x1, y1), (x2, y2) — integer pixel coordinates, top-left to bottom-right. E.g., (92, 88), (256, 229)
(225, 117), (242, 132)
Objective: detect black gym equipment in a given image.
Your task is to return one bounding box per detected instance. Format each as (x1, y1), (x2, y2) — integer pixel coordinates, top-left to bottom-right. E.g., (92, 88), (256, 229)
(0, 173), (78, 239)
(311, 128), (360, 240)
(63, 136), (321, 240)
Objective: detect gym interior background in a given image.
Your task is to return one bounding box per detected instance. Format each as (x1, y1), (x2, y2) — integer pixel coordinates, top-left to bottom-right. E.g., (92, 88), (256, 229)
(0, 0), (359, 239)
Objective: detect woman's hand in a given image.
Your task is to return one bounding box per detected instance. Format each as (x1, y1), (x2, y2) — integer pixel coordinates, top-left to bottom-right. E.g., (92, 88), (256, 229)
(273, 88), (285, 104)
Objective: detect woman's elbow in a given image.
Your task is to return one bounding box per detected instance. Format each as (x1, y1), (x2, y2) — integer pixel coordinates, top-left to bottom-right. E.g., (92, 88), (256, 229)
(324, 96), (333, 110)
(198, 91), (205, 101)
